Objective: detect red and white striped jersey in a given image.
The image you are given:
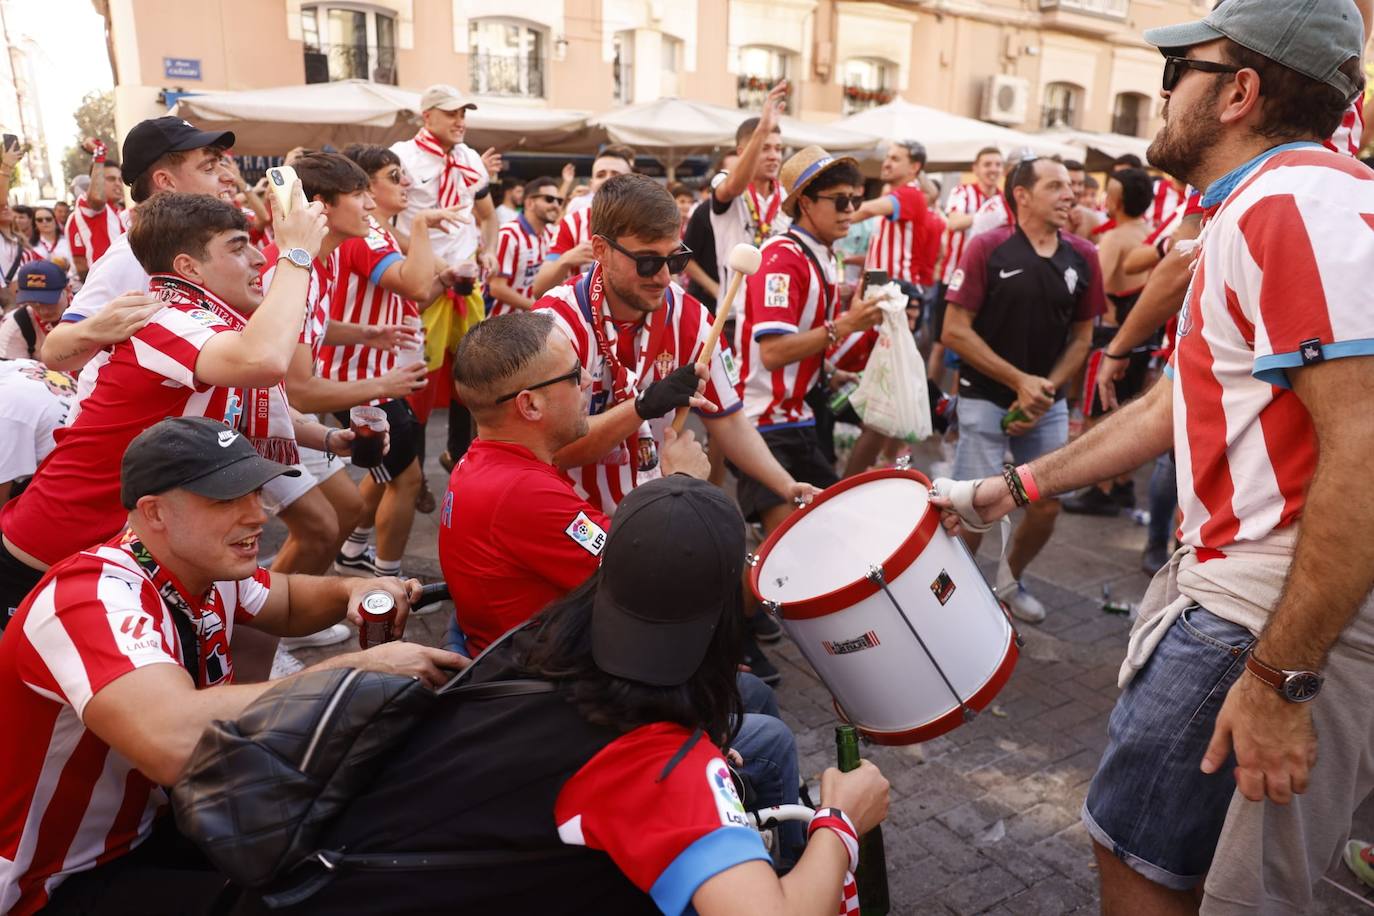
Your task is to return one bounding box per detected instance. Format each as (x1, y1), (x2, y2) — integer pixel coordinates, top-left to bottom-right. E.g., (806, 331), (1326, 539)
(315, 219), (411, 404)
(941, 182), (993, 285)
(864, 181), (929, 285)
(490, 215), (551, 317)
(0, 287), (297, 566)
(740, 228), (838, 429)
(1148, 179), (1188, 232)
(536, 265), (742, 514)
(1323, 96), (1365, 158)
(1170, 145), (1374, 553)
(64, 197), (127, 268)
(546, 208), (592, 278)
(260, 243), (335, 364)
(0, 533), (271, 915)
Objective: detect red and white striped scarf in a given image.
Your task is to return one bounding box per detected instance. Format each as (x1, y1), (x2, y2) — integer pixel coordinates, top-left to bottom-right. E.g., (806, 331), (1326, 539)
(148, 274), (300, 465)
(411, 128), (483, 210)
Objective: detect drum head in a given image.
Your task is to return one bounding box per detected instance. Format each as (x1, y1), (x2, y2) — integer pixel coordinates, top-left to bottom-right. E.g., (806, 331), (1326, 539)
(757, 474), (930, 606)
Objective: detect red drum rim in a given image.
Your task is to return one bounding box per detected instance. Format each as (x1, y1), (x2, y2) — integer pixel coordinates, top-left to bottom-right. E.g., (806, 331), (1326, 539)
(749, 468), (939, 621)
(833, 630), (1019, 746)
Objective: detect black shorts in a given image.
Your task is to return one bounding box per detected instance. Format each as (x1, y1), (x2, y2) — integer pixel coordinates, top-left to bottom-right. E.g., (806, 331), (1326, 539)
(0, 533), (46, 631)
(1083, 326), (1152, 419)
(729, 426), (839, 523)
(334, 399), (418, 483)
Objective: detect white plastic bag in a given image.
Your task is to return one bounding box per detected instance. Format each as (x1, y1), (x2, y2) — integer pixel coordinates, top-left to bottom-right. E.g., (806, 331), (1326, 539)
(848, 282), (932, 442)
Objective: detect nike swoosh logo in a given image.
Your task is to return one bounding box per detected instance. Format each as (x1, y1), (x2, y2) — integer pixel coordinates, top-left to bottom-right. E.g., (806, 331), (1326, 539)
(999, 269), (1023, 279)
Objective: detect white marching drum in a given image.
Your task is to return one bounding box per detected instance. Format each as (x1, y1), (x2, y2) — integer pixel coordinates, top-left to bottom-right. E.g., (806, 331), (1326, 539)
(750, 469), (1018, 745)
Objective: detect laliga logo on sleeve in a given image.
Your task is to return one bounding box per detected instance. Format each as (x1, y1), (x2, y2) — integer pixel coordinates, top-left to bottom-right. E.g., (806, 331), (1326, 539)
(565, 511), (607, 556)
(707, 758), (751, 828)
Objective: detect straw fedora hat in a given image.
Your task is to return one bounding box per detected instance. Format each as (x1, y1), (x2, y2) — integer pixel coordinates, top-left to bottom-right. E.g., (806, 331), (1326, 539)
(779, 145), (859, 218)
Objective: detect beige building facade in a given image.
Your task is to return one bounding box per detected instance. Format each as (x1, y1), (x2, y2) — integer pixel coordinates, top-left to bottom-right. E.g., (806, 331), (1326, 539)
(106, 0), (1209, 147)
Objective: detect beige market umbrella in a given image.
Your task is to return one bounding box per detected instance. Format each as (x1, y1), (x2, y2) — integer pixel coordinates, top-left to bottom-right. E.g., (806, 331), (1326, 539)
(835, 97), (1079, 171)
(1038, 128), (1154, 171)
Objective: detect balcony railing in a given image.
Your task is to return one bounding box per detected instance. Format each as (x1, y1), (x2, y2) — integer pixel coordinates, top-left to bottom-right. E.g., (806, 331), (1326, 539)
(469, 52), (545, 99)
(304, 43), (397, 85)
(1038, 0), (1128, 19)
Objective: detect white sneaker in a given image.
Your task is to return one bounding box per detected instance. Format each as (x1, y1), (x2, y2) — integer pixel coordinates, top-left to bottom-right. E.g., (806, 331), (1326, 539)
(269, 646), (306, 680)
(280, 623), (352, 649)
(1001, 581), (1046, 623)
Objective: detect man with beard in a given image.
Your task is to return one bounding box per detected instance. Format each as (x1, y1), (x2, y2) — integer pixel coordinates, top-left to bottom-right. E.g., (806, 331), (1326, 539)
(488, 175), (564, 317)
(932, 1), (1374, 911)
(536, 173), (816, 682)
(939, 157), (1103, 624)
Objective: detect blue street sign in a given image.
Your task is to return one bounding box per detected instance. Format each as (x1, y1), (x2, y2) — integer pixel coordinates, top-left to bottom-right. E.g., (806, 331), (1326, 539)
(163, 57), (202, 80)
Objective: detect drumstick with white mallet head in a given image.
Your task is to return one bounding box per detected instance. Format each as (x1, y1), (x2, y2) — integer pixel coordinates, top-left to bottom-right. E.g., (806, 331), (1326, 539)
(670, 242), (763, 432)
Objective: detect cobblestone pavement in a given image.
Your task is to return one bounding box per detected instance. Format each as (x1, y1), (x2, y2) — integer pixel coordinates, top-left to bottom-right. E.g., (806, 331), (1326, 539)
(281, 420), (1374, 915)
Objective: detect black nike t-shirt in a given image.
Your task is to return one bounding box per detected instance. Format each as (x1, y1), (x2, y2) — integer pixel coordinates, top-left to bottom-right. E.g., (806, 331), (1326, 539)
(683, 201), (720, 313)
(945, 224), (1104, 408)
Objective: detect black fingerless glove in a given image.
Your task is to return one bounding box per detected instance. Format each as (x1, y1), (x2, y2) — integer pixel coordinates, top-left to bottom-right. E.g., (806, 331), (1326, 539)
(635, 365), (701, 420)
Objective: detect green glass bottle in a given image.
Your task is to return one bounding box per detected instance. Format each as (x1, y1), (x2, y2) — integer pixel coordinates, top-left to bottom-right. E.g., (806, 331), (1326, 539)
(835, 725), (890, 915)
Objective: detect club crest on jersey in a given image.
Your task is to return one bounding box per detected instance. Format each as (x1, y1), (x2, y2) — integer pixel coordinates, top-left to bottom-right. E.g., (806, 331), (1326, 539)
(707, 759), (751, 829)
(948, 268), (965, 293)
(654, 351), (675, 382)
(1063, 267), (1078, 294)
(565, 511), (607, 556)
(764, 273), (790, 309)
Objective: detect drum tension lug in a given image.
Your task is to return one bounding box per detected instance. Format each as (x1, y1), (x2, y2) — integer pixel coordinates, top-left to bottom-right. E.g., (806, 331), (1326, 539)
(745, 552), (760, 568)
(895, 454), (911, 471)
(762, 599), (781, 619)
(961, 706), (977, 723)
(865, 565), (887, 586)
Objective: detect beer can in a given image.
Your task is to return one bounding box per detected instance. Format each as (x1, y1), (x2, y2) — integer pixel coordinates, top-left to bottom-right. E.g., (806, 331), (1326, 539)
(358, 590), (397, 649)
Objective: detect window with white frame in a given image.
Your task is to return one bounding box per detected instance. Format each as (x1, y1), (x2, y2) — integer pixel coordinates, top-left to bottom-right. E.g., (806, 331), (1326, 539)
(736, 45), (792, 113)
(613, 31), (635, 105)
(661, 34), (683, 98)
(1041, 81), (1083, 129)
(841, 58), (896, 114)
(469, 18), (546, 98)
(1112, 91), (1150, 137)
(302, 3), (398, 85)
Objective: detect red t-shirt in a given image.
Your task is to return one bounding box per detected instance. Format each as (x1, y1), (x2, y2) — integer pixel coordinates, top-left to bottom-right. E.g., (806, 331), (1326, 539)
(437, 439), (610, 653)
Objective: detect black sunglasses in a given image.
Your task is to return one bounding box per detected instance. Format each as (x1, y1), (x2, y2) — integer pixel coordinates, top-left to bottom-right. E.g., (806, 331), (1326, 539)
(1162, 56), (1242, 93)
(600, 235), (693, 278)
(494, 359), (583, 403)
(532, 193), (565, 205)
(813, 193), (864, 212)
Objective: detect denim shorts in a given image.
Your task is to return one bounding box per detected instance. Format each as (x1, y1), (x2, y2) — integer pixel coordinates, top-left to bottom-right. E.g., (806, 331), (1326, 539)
(1082, 606), (1256, 889)
(952, 397), (1068, 481)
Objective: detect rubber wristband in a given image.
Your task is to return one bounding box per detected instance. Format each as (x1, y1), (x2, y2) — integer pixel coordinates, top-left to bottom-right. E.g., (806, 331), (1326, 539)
(1015, 464), (1040, 502)
(1102, 350), (1128, 360)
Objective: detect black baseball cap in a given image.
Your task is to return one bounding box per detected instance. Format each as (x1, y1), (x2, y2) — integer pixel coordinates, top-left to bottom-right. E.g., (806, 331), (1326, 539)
(120, 417), (299, 509)
(120, 117), (236, 186)
(591, 475), (745, 687)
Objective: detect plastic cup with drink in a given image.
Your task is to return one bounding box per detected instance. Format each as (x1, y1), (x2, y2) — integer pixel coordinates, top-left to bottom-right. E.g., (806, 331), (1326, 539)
(453, 261), (479, 297)
(349, 405), (387, 469)
(396, 314), (425, 369)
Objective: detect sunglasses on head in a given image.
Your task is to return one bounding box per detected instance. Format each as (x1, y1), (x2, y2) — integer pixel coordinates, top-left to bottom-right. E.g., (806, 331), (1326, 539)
(494, 359), (583, 403)
(600, 235), (693, 278)
(1161, 55), (1242, 93)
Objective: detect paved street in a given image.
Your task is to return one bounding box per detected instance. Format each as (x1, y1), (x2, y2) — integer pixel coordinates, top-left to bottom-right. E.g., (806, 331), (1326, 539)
(280, 419), (1374, 915)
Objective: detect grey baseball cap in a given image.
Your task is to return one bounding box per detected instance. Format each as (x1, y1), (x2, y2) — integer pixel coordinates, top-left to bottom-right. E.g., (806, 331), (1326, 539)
(1144, 0), (1365, 102)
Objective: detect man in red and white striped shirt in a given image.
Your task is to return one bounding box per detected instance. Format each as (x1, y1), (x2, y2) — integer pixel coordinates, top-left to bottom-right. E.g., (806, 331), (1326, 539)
(324, 143), (455, 580)
(65, 137), (128, 279)
(856, 141), (941, 294)
(935, 5), (1374, 910)
(535, 174), (809, 519)
(929, 146), (1003, 379)
(0, 416), (461, 915)
(488, 175), (563, 317)
(530, 145), (635, 298)
(0, 192), (329, 622)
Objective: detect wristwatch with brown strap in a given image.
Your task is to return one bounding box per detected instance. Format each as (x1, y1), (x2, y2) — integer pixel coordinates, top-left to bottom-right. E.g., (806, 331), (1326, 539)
(1244, 652), (1324, 703)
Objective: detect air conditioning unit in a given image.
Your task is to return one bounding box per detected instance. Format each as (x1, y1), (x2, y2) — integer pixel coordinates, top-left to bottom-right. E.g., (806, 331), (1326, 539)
(981, 74), (1029, 125)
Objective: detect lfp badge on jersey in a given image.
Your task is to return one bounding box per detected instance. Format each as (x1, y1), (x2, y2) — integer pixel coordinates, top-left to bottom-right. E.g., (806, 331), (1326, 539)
(565, 511), (607, 556)
(706, 758), (751, 828)
(764, 273), (790, 309)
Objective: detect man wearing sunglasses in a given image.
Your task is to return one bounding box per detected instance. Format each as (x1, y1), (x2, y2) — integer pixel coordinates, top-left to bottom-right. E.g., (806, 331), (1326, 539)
(933, 1), (1374, 912)
(489, 176), (563, 318)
